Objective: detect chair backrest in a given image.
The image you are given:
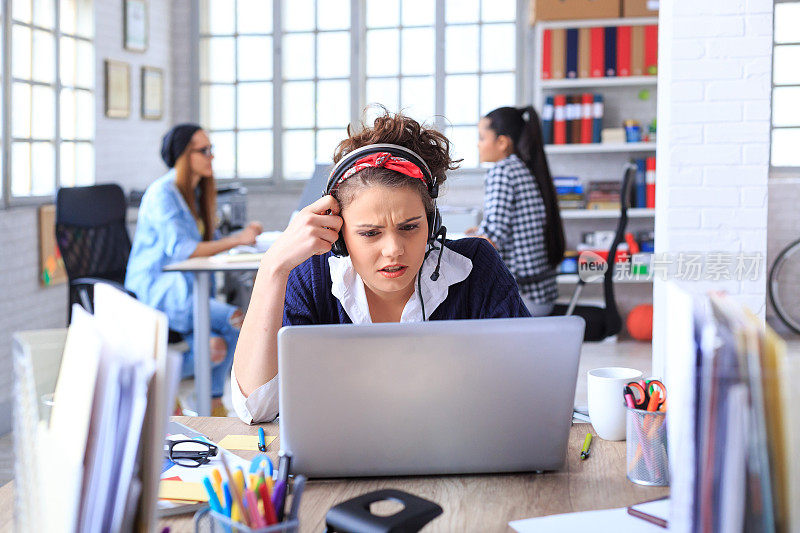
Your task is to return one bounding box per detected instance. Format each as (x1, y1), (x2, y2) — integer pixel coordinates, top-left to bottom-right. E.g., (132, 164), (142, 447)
(55, 183), (132, 288)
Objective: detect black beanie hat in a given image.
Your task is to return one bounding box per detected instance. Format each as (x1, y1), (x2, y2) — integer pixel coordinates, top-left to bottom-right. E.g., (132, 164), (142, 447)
(161, 123), (202, 168)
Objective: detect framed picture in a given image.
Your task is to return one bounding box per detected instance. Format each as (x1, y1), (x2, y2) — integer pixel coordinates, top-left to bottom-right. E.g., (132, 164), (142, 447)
(141, 66), (163, 120)
(105, 60), (130, 118)
(124, 0), (148, 52)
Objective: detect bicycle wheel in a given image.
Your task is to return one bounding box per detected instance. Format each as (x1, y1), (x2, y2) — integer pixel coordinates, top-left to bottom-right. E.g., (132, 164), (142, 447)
(769, 238), (800, 335)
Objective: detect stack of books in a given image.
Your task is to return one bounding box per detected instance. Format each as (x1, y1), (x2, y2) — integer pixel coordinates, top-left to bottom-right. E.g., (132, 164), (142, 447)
(542, 93), (603, 145)
(554, 176), (585, 209)
(585, 180), (621, 210)
(542, 25), (658, 80)
(630, 156), (656, 208)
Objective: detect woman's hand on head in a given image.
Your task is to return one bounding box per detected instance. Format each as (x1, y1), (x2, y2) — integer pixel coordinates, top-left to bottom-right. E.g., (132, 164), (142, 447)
(237, 221), (263, 246)
(264, 195), (343, 275)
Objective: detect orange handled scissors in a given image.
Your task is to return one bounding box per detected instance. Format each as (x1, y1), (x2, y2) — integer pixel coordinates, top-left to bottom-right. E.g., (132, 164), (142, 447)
(626, 380), (667, 411)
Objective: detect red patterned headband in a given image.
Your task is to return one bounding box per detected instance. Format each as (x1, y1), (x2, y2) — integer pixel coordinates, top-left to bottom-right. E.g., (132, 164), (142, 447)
(332, 152), (427, 190)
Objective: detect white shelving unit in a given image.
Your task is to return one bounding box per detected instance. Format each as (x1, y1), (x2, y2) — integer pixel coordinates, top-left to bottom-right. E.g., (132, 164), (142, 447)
(532, 17), (659, 286)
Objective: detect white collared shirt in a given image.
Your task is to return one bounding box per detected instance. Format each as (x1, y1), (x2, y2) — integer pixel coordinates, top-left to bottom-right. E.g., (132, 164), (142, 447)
(231, 245), (473, 424)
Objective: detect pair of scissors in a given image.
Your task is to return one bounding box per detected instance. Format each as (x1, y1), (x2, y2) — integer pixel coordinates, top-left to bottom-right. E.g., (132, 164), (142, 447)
(625, 380), (667, 411)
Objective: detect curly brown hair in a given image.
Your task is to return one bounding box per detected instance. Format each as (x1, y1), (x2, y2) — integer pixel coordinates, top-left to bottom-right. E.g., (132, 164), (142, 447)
(332, 109), (462, 219)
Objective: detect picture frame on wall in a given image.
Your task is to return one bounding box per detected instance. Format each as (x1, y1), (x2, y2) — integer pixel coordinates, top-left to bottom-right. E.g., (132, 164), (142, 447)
(124, 0), (148, 52)
(105, 60), (131, 118)
(141, 66), (163, 120)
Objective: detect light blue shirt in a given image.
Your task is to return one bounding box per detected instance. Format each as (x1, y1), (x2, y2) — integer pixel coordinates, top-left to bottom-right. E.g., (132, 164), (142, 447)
(125, 170), (207, 333)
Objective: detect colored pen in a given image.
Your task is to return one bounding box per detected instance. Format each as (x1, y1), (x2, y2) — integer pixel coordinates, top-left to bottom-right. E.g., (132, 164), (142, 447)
(259, 474), (277, 525)
(276, 451), (292, 521)
(271, 480), (287, 522)
(245, 489), (266, 528)
(258, 427), (267, 452)
(580, 433), (592, 460)
(222, 481), (233, 517)
(220, 453), (252, 527)
(624, 386), (636, 409)
(646, 389), (661, 412)
(211, 468), (224, 501)
(203, 477), (224, 514)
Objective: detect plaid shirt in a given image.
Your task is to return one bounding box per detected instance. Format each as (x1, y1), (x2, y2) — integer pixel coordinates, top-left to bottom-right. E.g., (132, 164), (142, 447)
(478, 154), (558, 304)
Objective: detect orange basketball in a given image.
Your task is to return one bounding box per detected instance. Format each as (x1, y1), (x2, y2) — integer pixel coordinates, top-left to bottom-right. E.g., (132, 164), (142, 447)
(627, 304), (653, 341)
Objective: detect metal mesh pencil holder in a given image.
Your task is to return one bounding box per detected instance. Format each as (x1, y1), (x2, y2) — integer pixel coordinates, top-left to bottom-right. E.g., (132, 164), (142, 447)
(626, 407), (669, 486)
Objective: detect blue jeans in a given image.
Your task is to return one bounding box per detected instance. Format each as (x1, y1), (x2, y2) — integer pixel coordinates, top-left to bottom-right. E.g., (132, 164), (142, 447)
(181, 299), (239, 398)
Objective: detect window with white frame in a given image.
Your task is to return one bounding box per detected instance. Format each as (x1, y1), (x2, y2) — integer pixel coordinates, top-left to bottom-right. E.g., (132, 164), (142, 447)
(8, 0), (94, 200)
(772, 0), (800, 168)
(199, 0), (520, 182)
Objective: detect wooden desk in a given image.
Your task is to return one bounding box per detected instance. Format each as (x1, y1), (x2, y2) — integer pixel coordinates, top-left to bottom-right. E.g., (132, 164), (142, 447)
(159, 416), (668, 532)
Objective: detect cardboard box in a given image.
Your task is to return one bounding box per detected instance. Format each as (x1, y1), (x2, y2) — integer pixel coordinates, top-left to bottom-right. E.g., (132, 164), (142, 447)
(622, 0), (659, 17)
(531, 0), (620, 23)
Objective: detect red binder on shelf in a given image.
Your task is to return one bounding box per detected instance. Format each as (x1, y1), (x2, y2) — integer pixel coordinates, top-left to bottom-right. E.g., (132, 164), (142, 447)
(580, 93), (593, 144)
(644, 25), (658, 75)
(590, 27), (605, 77)
(542, 29), (553, 79)
(646, 156), (656, 208)
(553, 94), (567, 145)
(617, 25), (632, 77)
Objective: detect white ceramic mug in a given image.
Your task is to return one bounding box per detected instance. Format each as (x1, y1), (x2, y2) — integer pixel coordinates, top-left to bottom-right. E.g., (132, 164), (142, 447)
(587, 367), (643, 441)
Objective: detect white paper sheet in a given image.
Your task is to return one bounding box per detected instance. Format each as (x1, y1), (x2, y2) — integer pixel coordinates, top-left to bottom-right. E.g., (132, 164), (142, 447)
(509, 499), (669, 532)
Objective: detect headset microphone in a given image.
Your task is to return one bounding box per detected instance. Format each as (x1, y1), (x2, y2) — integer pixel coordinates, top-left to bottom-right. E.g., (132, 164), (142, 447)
(429, 226), (447, 282)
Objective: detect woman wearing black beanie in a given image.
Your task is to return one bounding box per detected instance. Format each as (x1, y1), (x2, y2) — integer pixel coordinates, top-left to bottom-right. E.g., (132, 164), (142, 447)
(125, 124), (263, 416)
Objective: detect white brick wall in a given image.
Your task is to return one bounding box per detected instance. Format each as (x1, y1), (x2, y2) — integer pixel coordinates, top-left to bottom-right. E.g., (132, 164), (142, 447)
(653, 3), (773, 379)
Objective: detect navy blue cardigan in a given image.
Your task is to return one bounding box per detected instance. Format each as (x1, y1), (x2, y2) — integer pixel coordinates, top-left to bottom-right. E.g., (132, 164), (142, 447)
(282, 238), (531, 325)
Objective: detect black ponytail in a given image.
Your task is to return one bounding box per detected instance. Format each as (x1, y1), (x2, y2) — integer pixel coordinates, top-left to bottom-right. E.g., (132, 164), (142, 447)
(484, 106), (565, 269)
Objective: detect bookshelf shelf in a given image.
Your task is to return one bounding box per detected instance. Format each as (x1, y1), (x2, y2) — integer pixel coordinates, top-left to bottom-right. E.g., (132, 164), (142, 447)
(556, 274), (654, 284)
(540, 76), (658, 89)
(545, 142), (656, 154)
(537, 17), (658, 30)
(560, 208), (655, 219)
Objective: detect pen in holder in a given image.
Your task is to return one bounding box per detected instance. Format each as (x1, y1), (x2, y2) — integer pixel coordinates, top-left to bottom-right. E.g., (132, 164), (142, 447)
(626, 407), (669, 486)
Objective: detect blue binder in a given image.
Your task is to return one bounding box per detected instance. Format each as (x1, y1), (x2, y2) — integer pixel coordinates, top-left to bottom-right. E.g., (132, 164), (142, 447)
(604, 26), (616, 77)
(566, 28), (578, 78)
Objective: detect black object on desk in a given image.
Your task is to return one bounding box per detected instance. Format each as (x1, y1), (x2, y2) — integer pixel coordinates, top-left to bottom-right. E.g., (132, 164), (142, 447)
(325, 489), (443, 533)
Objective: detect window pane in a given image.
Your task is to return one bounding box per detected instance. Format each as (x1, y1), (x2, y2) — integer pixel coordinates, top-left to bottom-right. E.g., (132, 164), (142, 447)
(772, 128), (800, 166)
(445, 75), (478, 124)
(237, 130), (273, 178)
(283, 130), (315, 179)
(200, 84), (235, 130)
(33, 30), (56, 83)
(775, 3), (800, 44)
(773, 87), (800, 127)
(200, 0), (235, 34)
(366, 78), (399, 114)
(13, 0), (32, 23)
(284, 0), (314, 31)
(31, 142), (55, 196)
(60, 0), (75, 33)
(60, 142), (75, 186)
(317, 129), (344, 164)
(445, 25), (479, 73)
(76, 0), (92, 37)
(13, 26), (32, 80)
(11, 143), (31, 197)
(210, 131), (235, 177)
(317, 79), (350, 128)
(76, 39), (93, 88)
(237, 82), (273, 129)
(367, 29), (399, 76)
(482, 24), (515, 72)
(446, 0), (479, 23)
(200, 37), (235, 83)
(317, 0), (349, 30)
(317, 31), (350, 78)
(402, 0), (434, 26)
(238, 36), (272, 80)
(60, 89), (76, 139)
(33, 0), (55, 29)
(774, 45), (800, 85)
(12, 83), (31, 138)
(75, 142), (94, 185)
(401, 28), (434, 75)
(238, 0), (272, 34)
(480, 73), (514, 115)
(447, 125), (478, 168)
(75, 89), (94, 138)
(283, 33), (315, 79)
(481, 0), (515, 22)
(282, 81), (314, 128)
(60, 36), (76, 86)
(32, 85), (55, 139)
(401, 77), (434, 124)
(366, 0), (398, 28)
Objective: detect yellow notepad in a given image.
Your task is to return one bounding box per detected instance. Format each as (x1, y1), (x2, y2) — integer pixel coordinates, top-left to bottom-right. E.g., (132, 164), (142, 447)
(217, 434), (277, 451)
(159, 480), (208, 502)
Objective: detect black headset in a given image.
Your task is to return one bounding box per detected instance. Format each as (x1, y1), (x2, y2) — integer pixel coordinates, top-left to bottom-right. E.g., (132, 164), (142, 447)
(324, 143), (444, 262)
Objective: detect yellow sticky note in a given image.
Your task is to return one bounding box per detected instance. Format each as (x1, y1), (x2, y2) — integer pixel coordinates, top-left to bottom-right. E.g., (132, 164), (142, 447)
(159, 480), (209, 502)
(217, 434), (277, 451)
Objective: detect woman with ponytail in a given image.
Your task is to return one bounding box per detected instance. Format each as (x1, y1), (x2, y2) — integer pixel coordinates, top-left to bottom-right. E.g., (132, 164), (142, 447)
(474, 106), (565, 316)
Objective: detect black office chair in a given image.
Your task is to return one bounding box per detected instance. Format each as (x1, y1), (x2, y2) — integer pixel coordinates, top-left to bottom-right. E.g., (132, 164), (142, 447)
(551, 163), (637, 342)
(55, 184), (184, 344)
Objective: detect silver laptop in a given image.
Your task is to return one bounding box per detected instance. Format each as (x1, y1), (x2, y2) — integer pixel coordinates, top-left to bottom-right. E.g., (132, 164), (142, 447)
(278, 316), (585, 477)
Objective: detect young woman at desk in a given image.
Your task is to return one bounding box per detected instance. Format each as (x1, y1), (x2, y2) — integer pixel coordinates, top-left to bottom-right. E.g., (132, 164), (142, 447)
(472, 106), (565, 317)
(126, 123), (263, 416)
(232, 111), (531, 424)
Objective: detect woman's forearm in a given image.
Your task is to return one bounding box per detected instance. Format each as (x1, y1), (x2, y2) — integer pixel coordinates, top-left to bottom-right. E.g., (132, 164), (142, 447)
(232, 257), (289, 396)
(190, 235), (240, 258)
